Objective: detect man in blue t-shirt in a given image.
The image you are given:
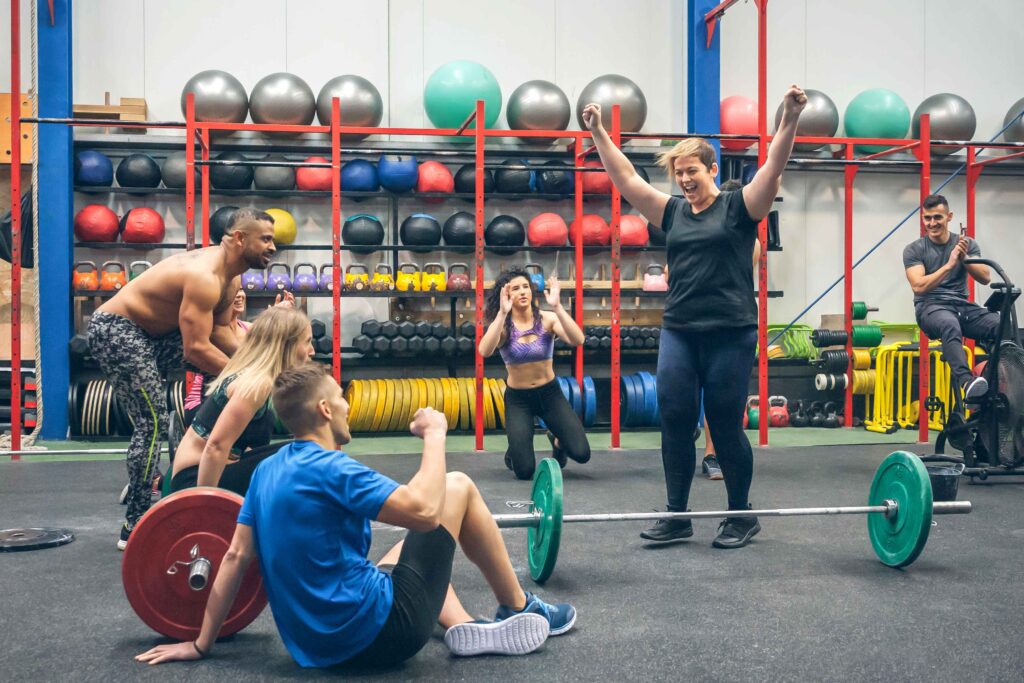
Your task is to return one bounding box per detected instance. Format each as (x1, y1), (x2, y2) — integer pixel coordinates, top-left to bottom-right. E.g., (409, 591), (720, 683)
(136, 363), (576, 669)
(903, 194), (998, 401)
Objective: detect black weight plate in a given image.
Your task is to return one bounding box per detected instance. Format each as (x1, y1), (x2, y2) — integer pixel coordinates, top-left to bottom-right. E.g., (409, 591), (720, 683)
(0, 528), (75, 552)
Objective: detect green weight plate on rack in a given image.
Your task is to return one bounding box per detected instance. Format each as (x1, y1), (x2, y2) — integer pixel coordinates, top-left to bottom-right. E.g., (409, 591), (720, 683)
(527, 458), (563, 583)
(868, 451), (933, 568)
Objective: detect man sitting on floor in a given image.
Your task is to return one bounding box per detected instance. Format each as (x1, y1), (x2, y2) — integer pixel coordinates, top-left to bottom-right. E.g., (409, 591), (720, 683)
(903, 193), (998, 401)
(135, 363), (575, 669)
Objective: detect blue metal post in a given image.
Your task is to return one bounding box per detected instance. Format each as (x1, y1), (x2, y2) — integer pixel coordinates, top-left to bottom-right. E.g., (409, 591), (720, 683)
(687, 1), (722, 171)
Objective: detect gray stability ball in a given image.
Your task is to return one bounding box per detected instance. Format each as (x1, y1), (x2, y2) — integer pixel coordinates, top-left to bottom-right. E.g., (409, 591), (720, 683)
(913, 93), (977, 155)
(254, 154), (296, 191)
(249, 72), (316, 126)
(316, 75), (384, 140)
(774, 89), (839, 152)
(161, 152), (199, 189)
(1001, 96), (1024, 144)
(180, 70), (249, 123)
(574, 74), (647, 132)
(507, 80), (571, 144)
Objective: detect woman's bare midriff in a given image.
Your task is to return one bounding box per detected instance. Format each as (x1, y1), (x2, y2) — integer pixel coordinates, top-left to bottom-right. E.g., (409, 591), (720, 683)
(505, 358), (556, 390)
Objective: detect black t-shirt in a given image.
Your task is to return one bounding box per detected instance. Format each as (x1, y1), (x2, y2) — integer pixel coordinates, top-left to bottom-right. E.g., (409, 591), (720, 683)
(902, 235), (980, 305)
(660, 191), (759, 332)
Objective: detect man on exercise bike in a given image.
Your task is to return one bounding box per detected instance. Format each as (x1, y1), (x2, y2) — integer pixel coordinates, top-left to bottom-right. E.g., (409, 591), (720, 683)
(903, 194), (999, 402)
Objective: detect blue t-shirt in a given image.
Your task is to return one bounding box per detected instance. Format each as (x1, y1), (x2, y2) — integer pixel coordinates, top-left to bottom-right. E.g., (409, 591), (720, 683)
(238, 440), (400, 668)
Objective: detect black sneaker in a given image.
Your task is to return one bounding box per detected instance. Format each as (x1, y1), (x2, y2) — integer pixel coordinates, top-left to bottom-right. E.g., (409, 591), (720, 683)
(712, 515), (761, 549)
(702, 454), (724, 480)
(963, 376), (988, 402)
(546, 431), (567, 469)
(640, 515), (693, 542)
(117, 522), (132, 551)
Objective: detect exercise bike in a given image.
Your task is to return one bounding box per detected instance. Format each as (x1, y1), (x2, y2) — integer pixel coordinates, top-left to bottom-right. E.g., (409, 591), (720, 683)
(923, 258), (1024, 480)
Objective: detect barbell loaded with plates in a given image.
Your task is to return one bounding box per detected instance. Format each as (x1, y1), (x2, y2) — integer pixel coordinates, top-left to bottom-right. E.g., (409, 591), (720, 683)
(125, 451), (972, 640)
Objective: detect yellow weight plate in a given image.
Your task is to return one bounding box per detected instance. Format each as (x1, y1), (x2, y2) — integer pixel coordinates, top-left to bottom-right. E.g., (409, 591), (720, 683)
(378, 379), (395, 433)
(365, 380), (380, 432)
(460, 378), (472, 431)
(407, 379), (419, 423)
(417, 378), (429, 416)
(466, 378), (478, 430)
(368, 380), (384, 432)
(490, 378), (505, 429)
(402, 378), (416, 428)
(441, 378), (454, 427)
(387, 380), (403, 432)
(375, 379), (389, 432)
(345, 380), (360, 432)
(482, 379), (495, 430)
(357, 379), (373, 432)
(424, 377), (436, 414)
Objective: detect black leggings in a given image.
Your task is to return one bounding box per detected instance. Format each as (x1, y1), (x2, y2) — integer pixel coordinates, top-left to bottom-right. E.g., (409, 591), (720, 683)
(504, 378), (591, 480)
(657, 326), (757, 512)
(168, 442), (282, 497)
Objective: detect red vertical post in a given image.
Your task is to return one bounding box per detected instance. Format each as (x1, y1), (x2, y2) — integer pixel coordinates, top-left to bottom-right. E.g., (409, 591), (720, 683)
(964, 146), (979, 364)
(200, 129), (210, 247)
(474, 100), (486, 451)
(843, 145), (856, 427)
(185, 95), (197, 251)
(331, 98), (342, 384)
(917, 115), (931, 443)
(755, 0), (769, 446)
(9, 0), (22, 451)
(610, 106), (622, 449)
(573, 139), (584, 387)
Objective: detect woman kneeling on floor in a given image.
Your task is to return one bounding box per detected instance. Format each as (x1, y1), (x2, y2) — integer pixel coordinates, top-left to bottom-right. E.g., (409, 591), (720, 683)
(169, 306), (314, 495)
(479, 267), (590, 480)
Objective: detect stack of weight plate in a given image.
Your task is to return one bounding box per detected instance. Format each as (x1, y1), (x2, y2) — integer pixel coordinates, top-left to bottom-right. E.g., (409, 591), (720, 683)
(621, 371), (659, 428)
(554, 376), (597, 428)
(68, 379), (129, 437)
(344, 378), (508, 433)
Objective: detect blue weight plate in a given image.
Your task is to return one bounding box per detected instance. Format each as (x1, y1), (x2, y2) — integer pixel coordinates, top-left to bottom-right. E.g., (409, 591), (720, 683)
(621, 374), (639, 428)
(568, 377), (583, 418)
(582, 376), (597, 427)
(637, 371), (657, 427)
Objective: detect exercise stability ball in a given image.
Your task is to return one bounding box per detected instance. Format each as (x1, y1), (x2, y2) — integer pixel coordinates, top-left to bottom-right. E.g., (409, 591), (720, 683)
(912, 93), (976, 155)
(575, 74), (647, 133)
(180, 70), (249, 123)
(844, 88), (910, 154)
(720, 96), (757, 150)
(316, 75), (384, 140)
(424, 60), (502, 129)
(507, 80), (571, 144)
(250, 72), (316, 127)
(774, 89), (839, 152)
(1003, 96), (1024, 143)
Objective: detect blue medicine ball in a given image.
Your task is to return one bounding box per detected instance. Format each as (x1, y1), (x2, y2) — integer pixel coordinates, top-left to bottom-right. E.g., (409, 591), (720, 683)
(377, 154), (419, 193)
(74, 150), (114, 187)
(341, 159), (380, 193)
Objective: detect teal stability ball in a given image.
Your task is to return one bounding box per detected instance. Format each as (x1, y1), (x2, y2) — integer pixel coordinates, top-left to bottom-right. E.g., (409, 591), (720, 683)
(424, 60), (502, 129)
(844, 88), (910, 154)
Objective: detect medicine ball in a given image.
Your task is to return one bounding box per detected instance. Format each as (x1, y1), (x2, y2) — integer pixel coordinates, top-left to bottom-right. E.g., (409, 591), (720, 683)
(647, 222), (666, 246)
(115, 153), (161, 188)
(485, 215), (526, 252)
(401, 213), (442, 251)
(265, 207), (297, 245)
(453, 164), (494, 195)
(296, 156), (332, 191)
(73, 204), (120, 242)
(569, 214), (610, 246)
(378, 155), (419, 193)
(74, 150), (114, 188)
(581, 160), (611, 197)
(620, 214), (649, 246)
(341, 159), (380, 193)
(443, 211), (476, 253)
(537, 160), (572, 196)
(342, 214), (385, 254)
(527, 213), (568, 247)
(494, 159), (535, 196)
(210, 206), (239, 244)
(161, 152), (199, 189)
(210, 152), (254, 190)
(254, 155), (295, 191)
(416, 161), (454, 202)
(119, 207), (166, 243)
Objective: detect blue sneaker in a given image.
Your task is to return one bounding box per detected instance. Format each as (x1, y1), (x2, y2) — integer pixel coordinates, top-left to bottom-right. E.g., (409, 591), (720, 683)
(495, 591), (576, 636)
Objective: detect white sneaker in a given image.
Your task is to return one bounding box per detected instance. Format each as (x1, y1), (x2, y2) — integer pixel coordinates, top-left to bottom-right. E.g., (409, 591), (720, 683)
(443, 613), (549, 657)
(963, 376), (989, 402)
(118, 483), (129, 505)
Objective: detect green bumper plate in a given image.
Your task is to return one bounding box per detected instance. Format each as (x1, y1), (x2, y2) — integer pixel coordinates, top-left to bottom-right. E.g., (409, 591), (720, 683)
(527, 458), (563, 583)
(868, 451), (933, 567)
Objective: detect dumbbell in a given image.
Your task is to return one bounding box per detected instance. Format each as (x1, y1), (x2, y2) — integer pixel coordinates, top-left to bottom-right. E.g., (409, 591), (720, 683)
(314, 336), (333, 355)
(584, 333), (601, 349)
(628, 327), (642, 339)
(379, 321), (399, 339)
(440, 336), (457, 354)
(353, 335), (373, 354)
(643, 336), (657, 349)
(361, 320), (381, 337)
(622, 336), (636, 350)
(398, 321), (417, 339)
(456, 337), (474, 353)
(415, 321), (432, 338)
(372, 336), (390, 354)
(408, 336), (425, 353)
(311, 319), (327, 340)
(391, 337), (409, 353)
(69, 334), (91, 365)
(599, 336), (612, 350)
(424, 337), (441, 353)
(431, 322), (450, 339)
(460, 321), (476, 338)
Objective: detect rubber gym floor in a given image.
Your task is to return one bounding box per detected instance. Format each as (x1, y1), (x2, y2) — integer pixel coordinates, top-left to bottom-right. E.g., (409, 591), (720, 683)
(2, 437), (1022, 681)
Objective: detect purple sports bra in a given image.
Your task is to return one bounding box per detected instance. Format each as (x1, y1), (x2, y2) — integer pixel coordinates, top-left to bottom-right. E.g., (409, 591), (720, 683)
(499, 314), (554, 365)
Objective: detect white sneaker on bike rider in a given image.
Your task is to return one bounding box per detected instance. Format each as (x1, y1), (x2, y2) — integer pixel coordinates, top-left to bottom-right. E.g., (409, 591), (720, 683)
(963, 376), (988, 402)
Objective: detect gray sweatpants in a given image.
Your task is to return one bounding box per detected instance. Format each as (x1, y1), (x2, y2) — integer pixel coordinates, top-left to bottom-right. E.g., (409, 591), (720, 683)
(915, 299), (1000, 389)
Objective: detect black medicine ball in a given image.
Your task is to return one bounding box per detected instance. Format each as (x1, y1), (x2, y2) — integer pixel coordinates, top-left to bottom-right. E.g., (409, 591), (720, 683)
(485, 215), (525, 253)
(494, 159), (535, 196)
(400, 214), (442, 252)
(537, 160), (572, 196)
(210, 206), (240, 244)
(115, 153), (162, 188)
(453, 164), (495, 195)
(211, 151), (254, 190)
(443, 211), (476, 253)
(342, 214), (385, 254)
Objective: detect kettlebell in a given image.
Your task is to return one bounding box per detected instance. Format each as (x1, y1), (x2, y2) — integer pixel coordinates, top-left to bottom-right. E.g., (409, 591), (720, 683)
(318, 264), (338, 292)
(524, 263), (545, 294)
(99, 261), (128, 291)
(396, 262), (421, 292)
(447, 263), (472, 291)
(421, 262), (447, 292)
(370, 264), (395, 292)
(266, 263), (293, 291)
(292, 263), (318, 293)
(344, 264), (370, 292)
(643, 264), (669, 292)
(745, 395), (760, 430)
(768, 395), (789, 428)
(241, 270), (265, 291)
(128, 260), (152, 281)
(790, 400), (809, 428)
(823, 401), (841, 428)
(73, 261), (99, 291)
(809, 401), (826, 428)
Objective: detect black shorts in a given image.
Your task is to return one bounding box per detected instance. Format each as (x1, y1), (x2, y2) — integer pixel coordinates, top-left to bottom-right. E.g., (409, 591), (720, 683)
(343, 526), (456, 668)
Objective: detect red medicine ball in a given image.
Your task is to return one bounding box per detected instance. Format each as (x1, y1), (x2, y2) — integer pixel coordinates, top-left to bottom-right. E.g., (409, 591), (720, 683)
(581, 160), (612, 197)
(296, 156), (333, 191)
(528, 213), (568, 247)
(120, 207), (166, 243)
(73, 204), (120, 242)
(416, 161), (454, 203)
(569, 214), (611, 246)
(619, 214), (649, 246)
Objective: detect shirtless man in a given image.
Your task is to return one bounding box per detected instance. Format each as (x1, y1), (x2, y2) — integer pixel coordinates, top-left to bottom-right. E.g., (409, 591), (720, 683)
(87, 208), (279, 549)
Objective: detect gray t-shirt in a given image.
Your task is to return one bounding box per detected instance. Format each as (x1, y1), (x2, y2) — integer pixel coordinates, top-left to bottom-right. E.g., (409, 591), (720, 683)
(902, 235), (980, 305)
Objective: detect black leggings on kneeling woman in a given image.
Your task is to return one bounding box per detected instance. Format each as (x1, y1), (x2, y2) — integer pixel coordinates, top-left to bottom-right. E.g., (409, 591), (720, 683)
(504, 378), (590, 480)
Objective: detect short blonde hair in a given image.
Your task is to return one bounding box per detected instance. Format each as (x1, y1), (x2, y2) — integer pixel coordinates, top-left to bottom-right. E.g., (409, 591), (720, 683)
(656, 139), (718, 182)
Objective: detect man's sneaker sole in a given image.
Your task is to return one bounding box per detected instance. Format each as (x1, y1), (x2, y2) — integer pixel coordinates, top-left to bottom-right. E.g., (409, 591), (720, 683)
(712, 521), (762, 549)
(444, 613), (549, 657)
(964, 376), (989, 401)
